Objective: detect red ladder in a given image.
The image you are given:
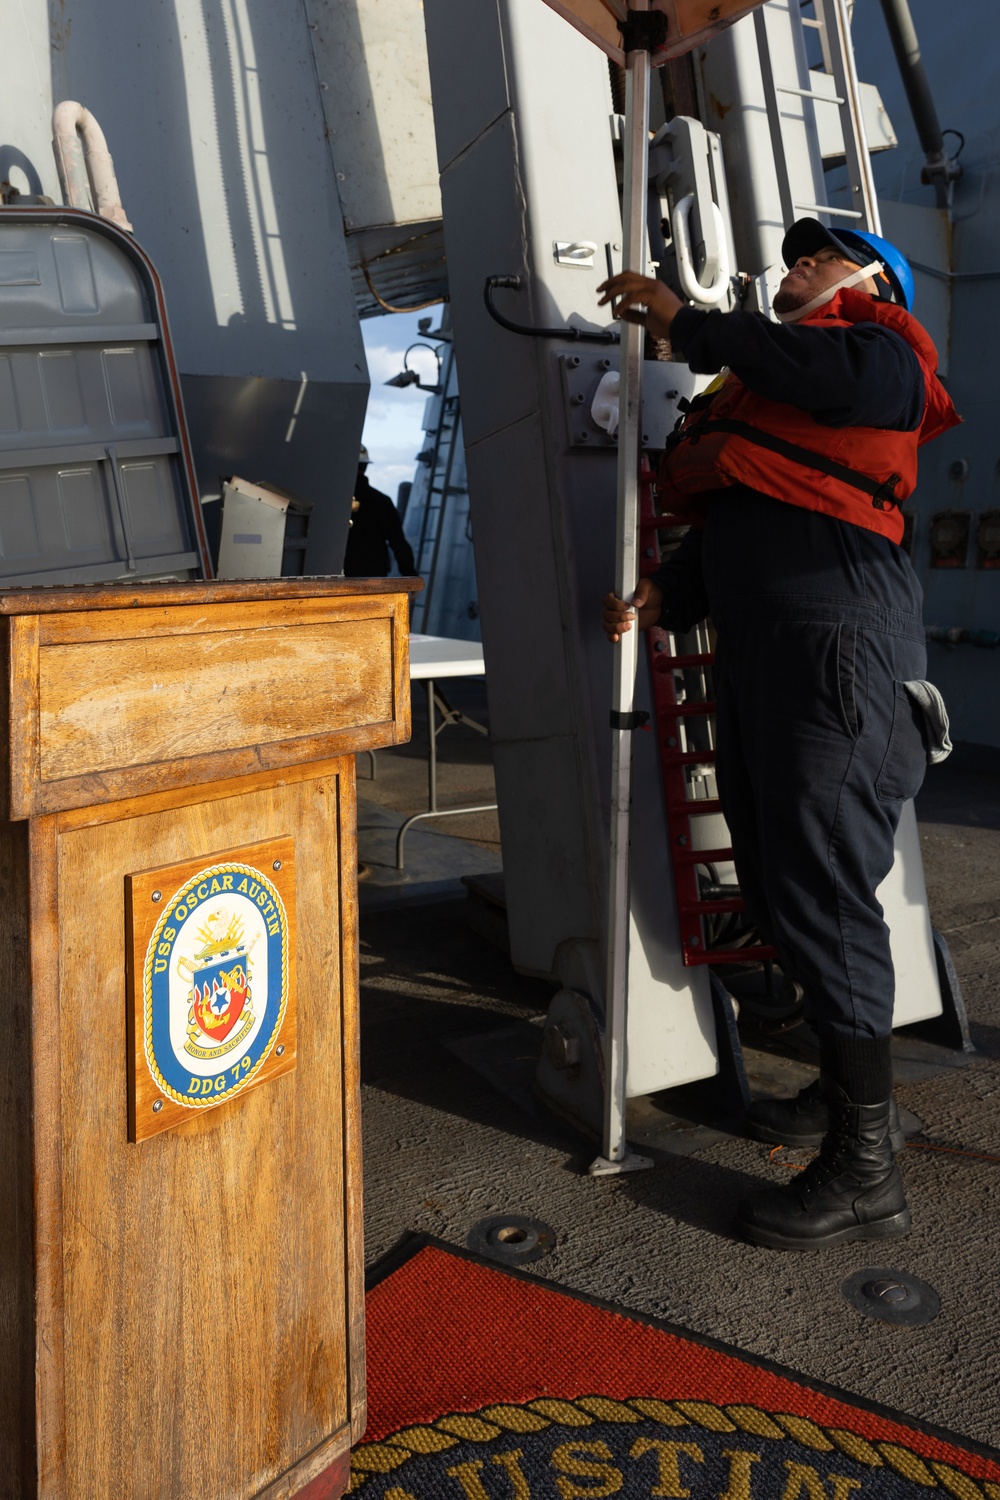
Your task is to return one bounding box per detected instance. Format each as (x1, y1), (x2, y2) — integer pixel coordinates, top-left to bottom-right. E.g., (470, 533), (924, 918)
(639, 465), (776, 968)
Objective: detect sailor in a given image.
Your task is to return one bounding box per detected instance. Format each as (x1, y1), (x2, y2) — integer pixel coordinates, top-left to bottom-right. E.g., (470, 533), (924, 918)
(598, 219), (960, 1251)
(344, 445), (419, 579)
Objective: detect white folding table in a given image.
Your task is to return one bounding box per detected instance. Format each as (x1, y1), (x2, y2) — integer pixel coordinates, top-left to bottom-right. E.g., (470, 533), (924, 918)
(360, 633), (498, 869)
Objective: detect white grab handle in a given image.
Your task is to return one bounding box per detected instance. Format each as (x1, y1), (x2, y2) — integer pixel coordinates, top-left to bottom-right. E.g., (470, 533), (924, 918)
(671, 193), (731, 308)
(52, 101), (132, 231)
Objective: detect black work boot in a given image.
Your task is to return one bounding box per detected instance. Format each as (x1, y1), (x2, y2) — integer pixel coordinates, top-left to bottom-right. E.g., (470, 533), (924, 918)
(736, 1079), (910, 1251)
(745, 1077), (906, 1152)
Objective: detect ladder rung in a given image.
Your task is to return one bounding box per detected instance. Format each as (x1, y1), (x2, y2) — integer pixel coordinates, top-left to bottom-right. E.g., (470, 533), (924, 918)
(795, 201), (864, 219)
(680, 898), (744, 915)
(652, 651), (714, 668)
(668, 797), (723, 816)
(668, 786), (722, 810)
(660, 752), (718, 770)
(675, 847), (733, 864)
(778, 84), (844, 104)
(655, 700), (716, 717)
(684, 943), (777, 966)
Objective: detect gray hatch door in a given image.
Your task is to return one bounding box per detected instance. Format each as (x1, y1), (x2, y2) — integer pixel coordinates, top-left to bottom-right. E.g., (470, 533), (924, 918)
(0, 208), (208, 587)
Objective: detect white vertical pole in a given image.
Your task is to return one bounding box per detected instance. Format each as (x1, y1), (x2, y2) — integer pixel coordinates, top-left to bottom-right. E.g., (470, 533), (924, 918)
(590, 2), (654, 1177)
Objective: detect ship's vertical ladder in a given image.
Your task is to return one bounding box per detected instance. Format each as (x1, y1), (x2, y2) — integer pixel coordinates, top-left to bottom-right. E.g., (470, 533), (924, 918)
(639, 467), (776, 968)
(754, 0), (880, 234)
(410, 388), (466, 634)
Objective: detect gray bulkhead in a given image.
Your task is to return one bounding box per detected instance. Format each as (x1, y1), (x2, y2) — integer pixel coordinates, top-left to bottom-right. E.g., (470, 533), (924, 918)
(2, 0), (373, 573)
(849, 0), (1000, 750)
(423, 0), (719, 1100)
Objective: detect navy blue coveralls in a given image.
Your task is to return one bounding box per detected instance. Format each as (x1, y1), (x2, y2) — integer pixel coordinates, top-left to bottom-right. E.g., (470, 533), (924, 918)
(344, 474), (418, 578)
(652, 304), (930, 1044)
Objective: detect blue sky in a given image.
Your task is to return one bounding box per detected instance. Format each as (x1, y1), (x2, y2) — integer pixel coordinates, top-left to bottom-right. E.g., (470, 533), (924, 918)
(360, 309), (445, 500)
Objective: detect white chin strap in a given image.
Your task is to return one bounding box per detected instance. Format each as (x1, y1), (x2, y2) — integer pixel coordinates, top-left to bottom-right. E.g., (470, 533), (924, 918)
(774, 260), (885, 323)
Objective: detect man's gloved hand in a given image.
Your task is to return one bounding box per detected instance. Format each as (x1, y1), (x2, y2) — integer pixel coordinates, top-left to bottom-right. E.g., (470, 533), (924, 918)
(602, 578), (664, 643)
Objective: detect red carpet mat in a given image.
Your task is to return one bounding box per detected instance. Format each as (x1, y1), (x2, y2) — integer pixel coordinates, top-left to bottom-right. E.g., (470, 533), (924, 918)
(346, 1237), (1000, 1500)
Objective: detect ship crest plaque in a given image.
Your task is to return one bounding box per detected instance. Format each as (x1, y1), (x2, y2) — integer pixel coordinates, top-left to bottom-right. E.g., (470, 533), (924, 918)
(127, 838), (296, 1141)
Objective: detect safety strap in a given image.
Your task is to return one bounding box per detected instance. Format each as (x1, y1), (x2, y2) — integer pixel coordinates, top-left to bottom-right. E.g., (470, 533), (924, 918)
(681, 416), (902, 510)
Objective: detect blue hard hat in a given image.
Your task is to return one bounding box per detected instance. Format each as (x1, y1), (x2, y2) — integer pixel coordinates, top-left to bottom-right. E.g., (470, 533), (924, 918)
(781, 218), (915, 312)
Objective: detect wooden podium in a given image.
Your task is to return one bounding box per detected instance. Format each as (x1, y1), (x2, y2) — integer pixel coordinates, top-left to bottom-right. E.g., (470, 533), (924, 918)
(0, 578), (417, 1500)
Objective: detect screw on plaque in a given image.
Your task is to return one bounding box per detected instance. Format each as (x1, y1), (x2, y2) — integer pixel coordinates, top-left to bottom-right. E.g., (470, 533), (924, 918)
(152, 1100), (163, 1113)
(273, 860), (282, 870)
(842, 1268), (941, 1327)
(151, 891), (162, 903)
(276, 1044), (285, 1056)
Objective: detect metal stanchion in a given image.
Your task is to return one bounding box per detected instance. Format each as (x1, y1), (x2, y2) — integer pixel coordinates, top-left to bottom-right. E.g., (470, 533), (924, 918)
(589, 0), (656, 1177)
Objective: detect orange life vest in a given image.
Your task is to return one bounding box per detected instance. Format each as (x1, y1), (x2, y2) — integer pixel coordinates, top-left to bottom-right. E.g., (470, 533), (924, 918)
(657, 287), (961, 544)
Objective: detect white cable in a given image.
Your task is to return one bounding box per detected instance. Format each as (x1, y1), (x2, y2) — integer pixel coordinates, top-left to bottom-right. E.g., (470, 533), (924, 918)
(671, 194), (732, 308)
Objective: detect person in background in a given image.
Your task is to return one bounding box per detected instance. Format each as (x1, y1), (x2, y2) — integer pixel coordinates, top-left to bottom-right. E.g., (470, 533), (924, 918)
(344, 445), (419, 578)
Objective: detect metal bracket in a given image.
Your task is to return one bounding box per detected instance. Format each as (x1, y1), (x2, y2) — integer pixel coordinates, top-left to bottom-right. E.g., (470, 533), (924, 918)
(609, 709), (651, 731)
(618, 9), (668, 54)
(904, 929), (976, 1053)
(588, 1151), (655, 1177)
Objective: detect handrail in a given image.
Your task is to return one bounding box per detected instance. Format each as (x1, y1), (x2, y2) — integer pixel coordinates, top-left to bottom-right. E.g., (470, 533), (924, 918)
(671, 194), (731, 308)
(52, 101), (132, 231)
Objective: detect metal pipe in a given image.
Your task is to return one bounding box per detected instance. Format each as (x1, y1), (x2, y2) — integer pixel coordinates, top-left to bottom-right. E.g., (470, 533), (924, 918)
(590, 5), (653, 1180)
(753, 7), (796, 231)
(876, 0), (960, 209)
(52, 101), (132, 231)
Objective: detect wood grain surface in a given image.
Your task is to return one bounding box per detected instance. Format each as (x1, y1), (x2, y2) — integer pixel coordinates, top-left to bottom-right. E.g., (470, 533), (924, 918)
(0, 578), (391, 1496)
(47, 763), (362, 1498)
(1, 590), (412, 818)
(0, 576), (422, 616)
(335, 762), (368, 1448)
(5, 616), (39, 823)
(29, 813), (71, 1500)
(0, 820), (36, 1499)
(39, 617), (393, 779)
(126, 837), (298, 1143)
(256, 1433), (351, 1500)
